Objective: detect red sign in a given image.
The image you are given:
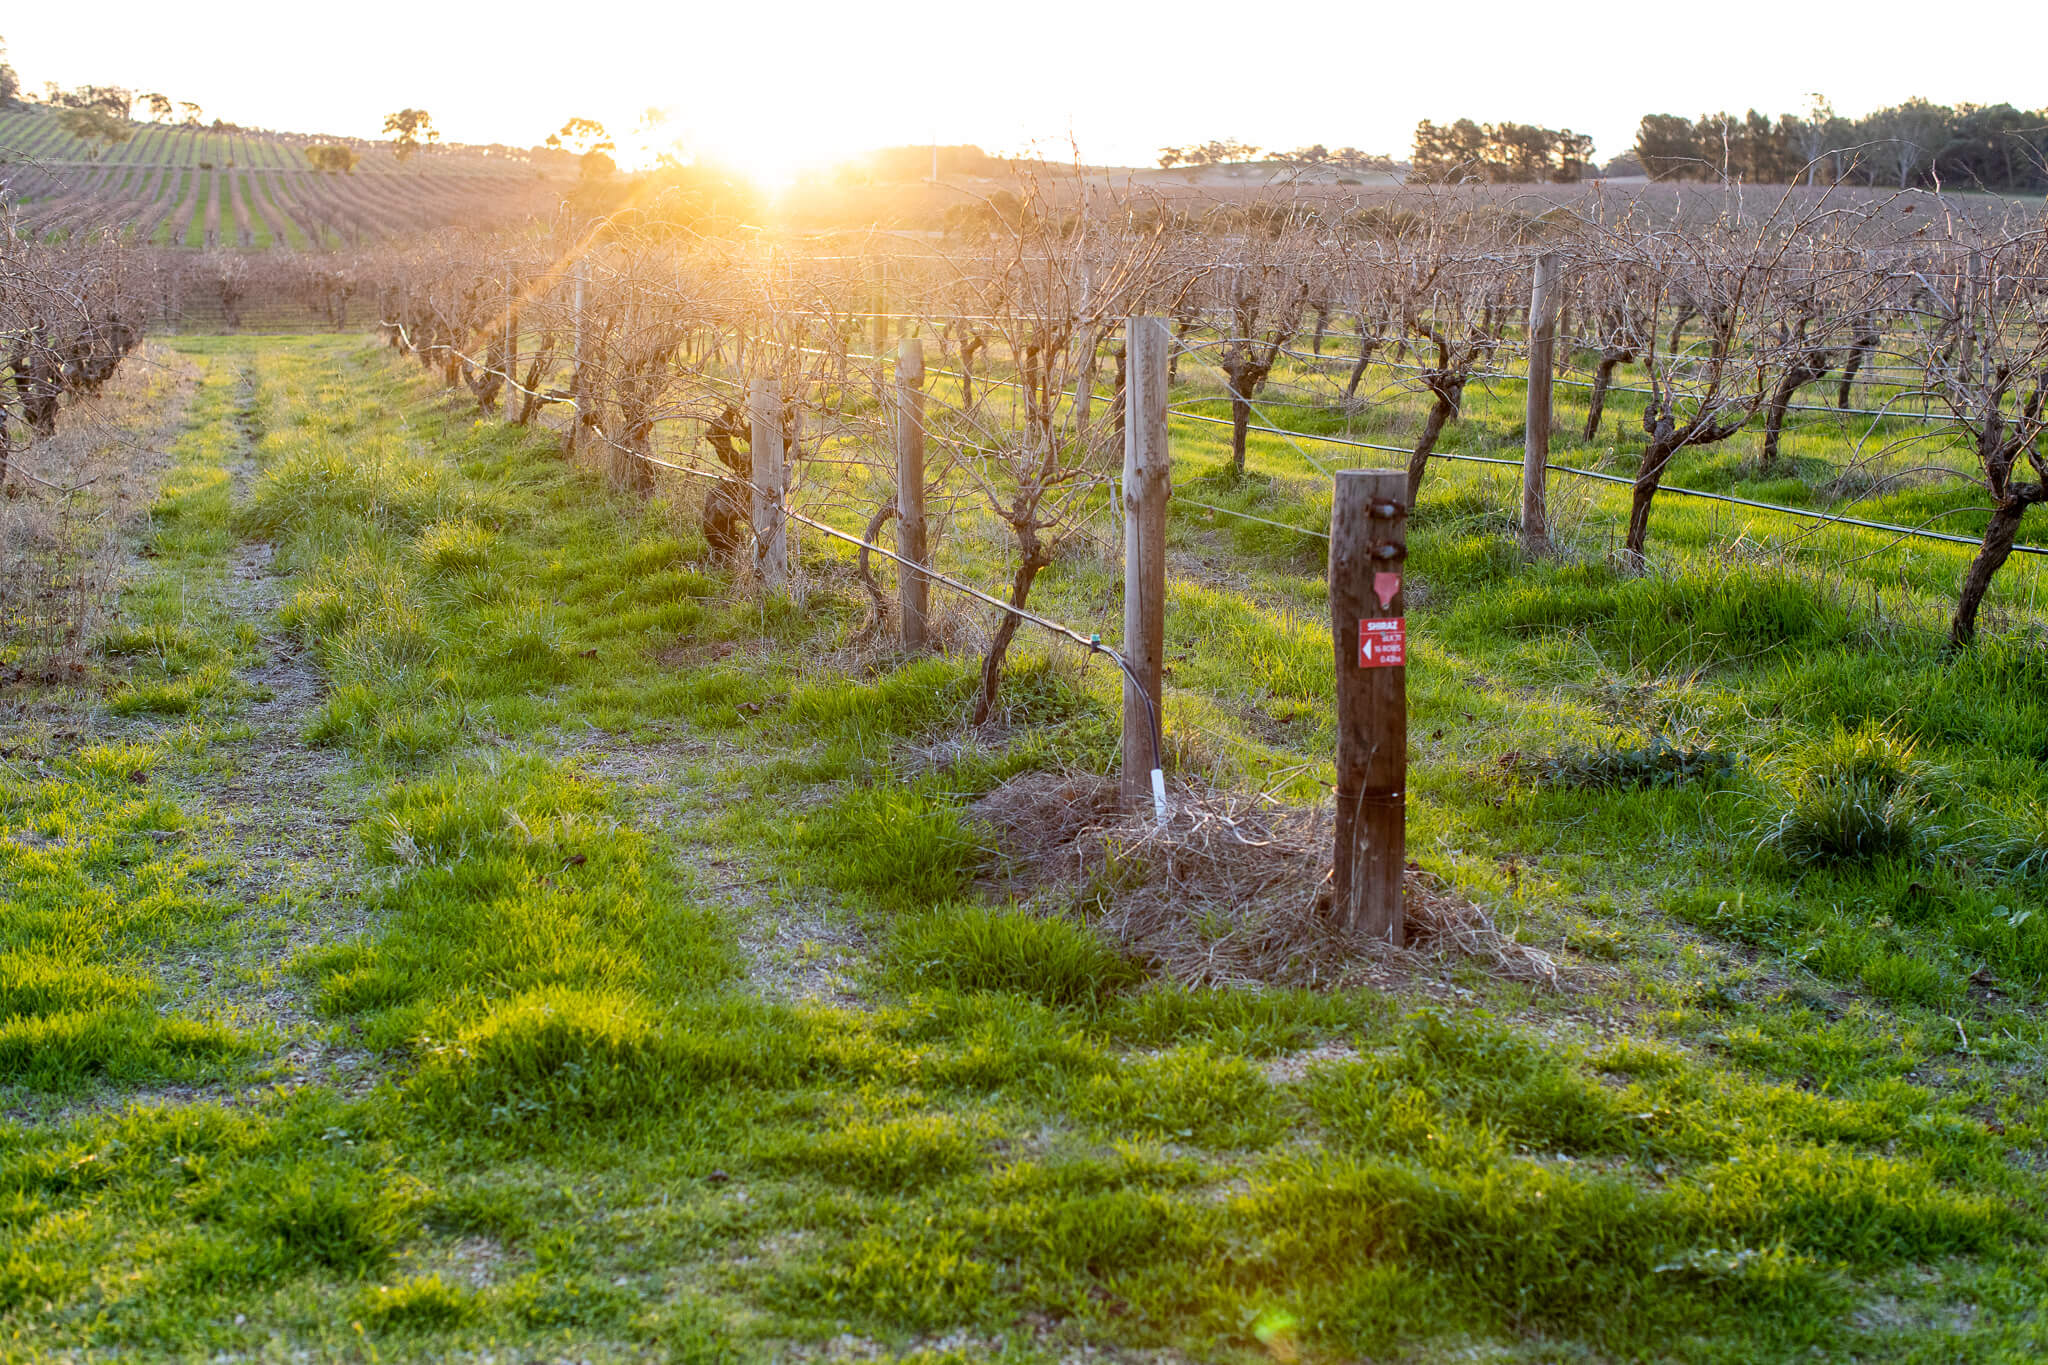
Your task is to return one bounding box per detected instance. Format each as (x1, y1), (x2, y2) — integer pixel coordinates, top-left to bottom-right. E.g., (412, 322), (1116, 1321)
(1359, 617), (1407, 668)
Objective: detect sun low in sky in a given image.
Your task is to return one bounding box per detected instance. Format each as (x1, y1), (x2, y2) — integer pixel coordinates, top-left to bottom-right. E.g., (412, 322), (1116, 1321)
(13, 2), (2043, 184)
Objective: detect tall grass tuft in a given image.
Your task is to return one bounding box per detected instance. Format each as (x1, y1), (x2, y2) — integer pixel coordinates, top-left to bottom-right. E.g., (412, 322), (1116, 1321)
(1756, 723), (1937, 865)
(406, 987), (662, 1128)
(884, 903), (1143, 1009)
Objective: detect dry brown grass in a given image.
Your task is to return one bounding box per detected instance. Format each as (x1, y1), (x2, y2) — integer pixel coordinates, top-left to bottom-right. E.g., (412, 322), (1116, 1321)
(970, 771), (1559, 991)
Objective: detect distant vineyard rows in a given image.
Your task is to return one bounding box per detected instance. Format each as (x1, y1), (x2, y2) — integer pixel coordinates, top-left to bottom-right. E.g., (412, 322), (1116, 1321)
(0, 108), (569, 247)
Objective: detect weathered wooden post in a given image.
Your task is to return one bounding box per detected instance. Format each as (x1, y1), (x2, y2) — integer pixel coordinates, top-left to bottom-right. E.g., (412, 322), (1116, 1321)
(895, 337), (929, 648)
(1074, 258), (1096, 437)
(568, 261), (586, 458)
(1959, 247), (1983, 380)
(871, 264), (889, 400)
(503, 269), (520, 423)
(1122, 317), (1171, 818)
(749, 378), (787, 589)
(1330, 470), (1407, 943)
(1521, 252), (1557, 554)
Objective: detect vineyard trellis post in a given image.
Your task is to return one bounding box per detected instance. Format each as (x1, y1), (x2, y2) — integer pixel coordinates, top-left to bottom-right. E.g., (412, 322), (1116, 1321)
(1521, 252), (1558, 554)
(1959, 248), (1983, 381)
(871, 263), (888, 399)
(502, 268), (518, 423)
(1122, 317), (1170, 817)
(568, 261), (586, 459)
(895, 336), (928, 648)
(1330, 469), (1407, 945)
(749, 378), (787, 589)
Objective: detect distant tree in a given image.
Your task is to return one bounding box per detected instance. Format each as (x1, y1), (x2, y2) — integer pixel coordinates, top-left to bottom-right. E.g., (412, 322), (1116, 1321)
(0, 36), (17, 108)
(1283, 143), (1330, 164)
(1157, 138), (1261, 169)
(56, 106), (132, 159)
(1633, 95), (2046, 189)
(383, 108), (438, 162)
(1785, 94), (1843, 183)
(178, 101), (203, 125)
(1634, 114), (1701, 179)
(1552, 129), (1595, 180)
(306, 144), (359, 174)
(1412, 119), (1485, 181)
(140, 91), (173, 121)
(1935, 103), (2048, 191)
(547, 116), (613, 156)
(1859, 98), (1951, 188)
(1601, 150), (1644, 177)
(547, 117), (616, 180)
(1412, 119), (1593, 183)
(49, 84), (132, 119)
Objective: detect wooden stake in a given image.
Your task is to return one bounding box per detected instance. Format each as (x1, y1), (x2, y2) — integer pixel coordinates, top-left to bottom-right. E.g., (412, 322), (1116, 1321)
(1074, 330), (1096, 437)
(568, 262), (586, 458)
(1122, 317), (1171, 817)
(1960, 247), (1983, 381)
(871, 266), (888, 399)
(895, 337), (929, 648)
(749, 378), (787, 589)
(503, 270), (520, 423)
(1330, 469), (1407, 944)
(1521, 252), (1557, 554)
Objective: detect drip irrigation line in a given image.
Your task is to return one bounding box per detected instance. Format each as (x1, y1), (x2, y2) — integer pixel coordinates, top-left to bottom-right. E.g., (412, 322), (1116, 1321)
(1167, 407), (2048, 557)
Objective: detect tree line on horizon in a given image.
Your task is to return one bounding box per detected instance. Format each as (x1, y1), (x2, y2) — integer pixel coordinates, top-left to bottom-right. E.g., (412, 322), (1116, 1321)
(1403, 100), (2048, 190)
(1632, 99), (2048, 190)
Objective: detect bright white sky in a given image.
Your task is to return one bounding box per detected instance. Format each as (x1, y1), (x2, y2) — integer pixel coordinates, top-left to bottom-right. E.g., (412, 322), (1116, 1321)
(10, 3), (2042, 185)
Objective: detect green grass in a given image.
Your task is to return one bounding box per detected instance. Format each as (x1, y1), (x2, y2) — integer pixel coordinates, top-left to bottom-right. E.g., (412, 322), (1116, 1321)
(2, 334), (2044, 1361)
(0, 358), (265, 1097)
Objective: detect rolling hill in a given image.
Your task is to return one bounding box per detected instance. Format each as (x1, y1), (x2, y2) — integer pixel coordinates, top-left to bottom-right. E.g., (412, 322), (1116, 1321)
(0, 105), (572, 247)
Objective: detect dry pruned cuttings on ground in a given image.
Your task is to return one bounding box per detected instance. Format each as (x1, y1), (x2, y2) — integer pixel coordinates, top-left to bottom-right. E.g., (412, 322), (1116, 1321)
(969, 771), (1559, 991)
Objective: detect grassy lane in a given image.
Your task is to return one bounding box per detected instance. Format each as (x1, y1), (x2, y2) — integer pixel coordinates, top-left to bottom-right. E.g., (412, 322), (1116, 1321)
(0, 352), (262, 1105)
(1, 336), (2043, 1361)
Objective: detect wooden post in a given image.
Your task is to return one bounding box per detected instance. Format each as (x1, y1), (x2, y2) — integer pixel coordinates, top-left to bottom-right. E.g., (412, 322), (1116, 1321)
(1075, 259), (1096, 437)
(871, 266), (888, 399)
(503, 270), (520, 422)
(1959, 248), (1982, 382)
(1330, 469), (1407, 944)
(749, 378), (787, 589)
(895, 337), (929, 648)
(1122, 317), (1171, 817)
(568, 262), (586, 457)
(1074, 330), (1096, 439)
(1520, 252), (1557, 554)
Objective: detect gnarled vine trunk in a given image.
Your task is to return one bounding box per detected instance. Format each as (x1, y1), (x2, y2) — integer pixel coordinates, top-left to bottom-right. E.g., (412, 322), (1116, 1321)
(1403, 371), (1465, 506)
(1761, 350), (1834, 469)
(1344, 320), (1378, 401)
(1950, 494), (2039, 646)
(1583, 347), (1632, 441)
(972, 539), (1050, 726)
(1837, 325), (1881, 408)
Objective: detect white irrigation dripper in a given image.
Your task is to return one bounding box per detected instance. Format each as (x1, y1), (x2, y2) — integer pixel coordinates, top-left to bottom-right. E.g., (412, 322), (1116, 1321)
(1150, 767), (1169, 826)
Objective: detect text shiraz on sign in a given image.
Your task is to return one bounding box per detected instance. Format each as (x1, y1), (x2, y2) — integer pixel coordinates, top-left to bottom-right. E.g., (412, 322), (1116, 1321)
(1359, 617), (1406, 668)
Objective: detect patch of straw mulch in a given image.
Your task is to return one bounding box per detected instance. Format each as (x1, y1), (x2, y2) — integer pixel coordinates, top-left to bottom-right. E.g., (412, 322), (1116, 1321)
(970, 771), (1560, 991)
